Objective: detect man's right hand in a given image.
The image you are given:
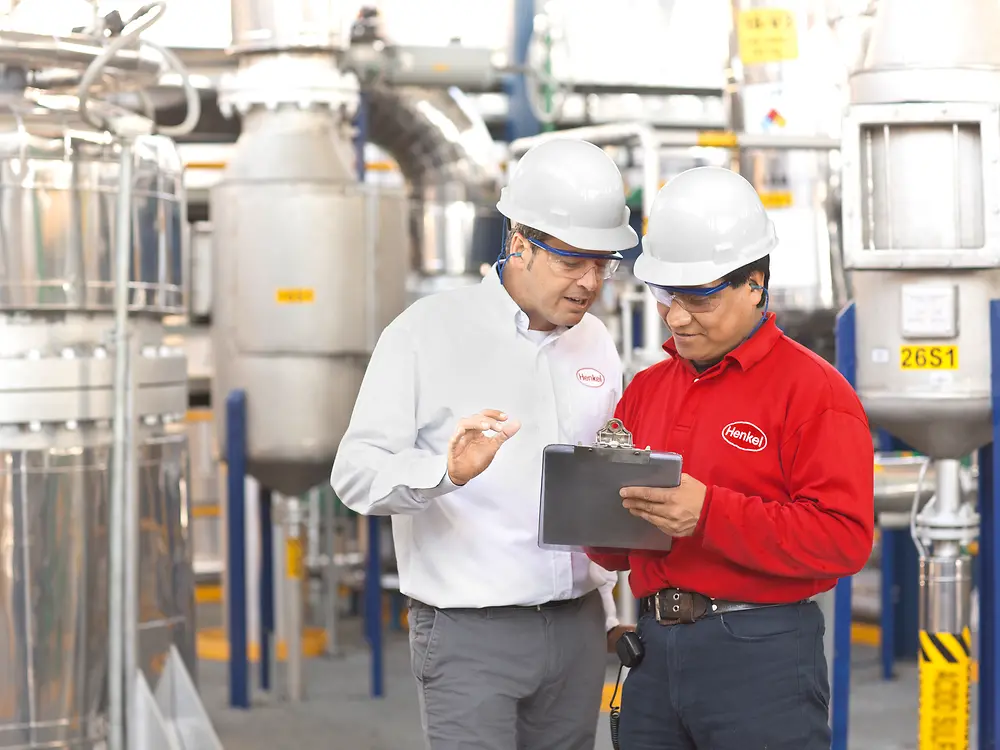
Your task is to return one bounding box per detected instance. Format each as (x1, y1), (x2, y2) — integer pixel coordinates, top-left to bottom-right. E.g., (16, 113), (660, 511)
(447, 409), (521, 486)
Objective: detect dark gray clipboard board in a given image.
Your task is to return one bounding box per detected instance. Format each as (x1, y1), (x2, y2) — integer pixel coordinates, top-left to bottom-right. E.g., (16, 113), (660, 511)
(538, 420), (681, 552)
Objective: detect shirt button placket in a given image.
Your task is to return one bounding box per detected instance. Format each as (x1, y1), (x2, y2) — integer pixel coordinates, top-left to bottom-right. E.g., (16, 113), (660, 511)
(538, 345), (572, 599)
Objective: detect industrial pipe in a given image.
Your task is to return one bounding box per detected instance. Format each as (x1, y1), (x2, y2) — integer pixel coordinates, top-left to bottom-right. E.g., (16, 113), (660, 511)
(0, 29), (160, 75)
(657, 130), (842, 151)
(911, 457), (980, 749)
(283, 495), (305, 702)
(107, 135), (134, 750)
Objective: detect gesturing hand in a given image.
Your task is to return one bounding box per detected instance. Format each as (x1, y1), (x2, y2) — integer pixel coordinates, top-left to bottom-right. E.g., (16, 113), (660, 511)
(620, 473), (708, 538)
(447, 409), (522, 486)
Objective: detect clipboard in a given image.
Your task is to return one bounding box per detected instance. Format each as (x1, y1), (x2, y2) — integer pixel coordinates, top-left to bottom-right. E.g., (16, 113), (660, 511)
(538, 419), (681, 552)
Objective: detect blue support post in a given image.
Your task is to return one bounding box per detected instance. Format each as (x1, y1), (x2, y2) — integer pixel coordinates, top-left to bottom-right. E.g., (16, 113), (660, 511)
(892, 529), (919, 667)
(352, 90), (384, 699)
(225, 390), (250, 709)
(979, 299), (1000, 749)
(505, 0), (542, 142)
(259, 486), (274, 692)
(832, 302), (856, 750)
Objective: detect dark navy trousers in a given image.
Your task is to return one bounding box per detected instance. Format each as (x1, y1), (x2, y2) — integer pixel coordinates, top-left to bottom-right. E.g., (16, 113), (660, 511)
(619, 600), (831, 749)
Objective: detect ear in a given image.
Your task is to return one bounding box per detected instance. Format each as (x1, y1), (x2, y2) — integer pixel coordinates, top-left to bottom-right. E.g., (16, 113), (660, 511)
(748, 271), (765, 304)
(507, 232), (528, 264)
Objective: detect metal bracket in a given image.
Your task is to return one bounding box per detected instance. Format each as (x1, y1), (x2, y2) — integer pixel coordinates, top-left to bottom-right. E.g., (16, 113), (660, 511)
(594, 419), (635, 448)
(573, 419), (651, 464)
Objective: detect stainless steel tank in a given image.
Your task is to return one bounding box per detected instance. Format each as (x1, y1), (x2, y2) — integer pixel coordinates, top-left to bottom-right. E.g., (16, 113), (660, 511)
(0, 92), (192, 750)
(229, 0), (347, 55)
(212, 0), (410, 497)
(729, 0), (849, 361)
(842, 0), (1000, 460)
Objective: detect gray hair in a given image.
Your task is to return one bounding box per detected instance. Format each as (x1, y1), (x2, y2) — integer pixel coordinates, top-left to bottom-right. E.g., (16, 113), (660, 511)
(505, 222), (549, 255)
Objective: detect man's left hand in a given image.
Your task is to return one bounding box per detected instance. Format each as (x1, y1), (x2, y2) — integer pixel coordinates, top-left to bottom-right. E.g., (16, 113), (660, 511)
(620, 473), (707, 538)
(606, 624), (634, 653)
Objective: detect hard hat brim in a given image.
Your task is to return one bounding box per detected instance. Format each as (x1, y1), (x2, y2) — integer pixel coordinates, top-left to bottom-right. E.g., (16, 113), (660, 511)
(498, 200), (639, 253)
(632, 232), (777, 287)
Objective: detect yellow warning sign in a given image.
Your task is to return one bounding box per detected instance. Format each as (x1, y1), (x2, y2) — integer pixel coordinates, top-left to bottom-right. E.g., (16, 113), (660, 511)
(286, 537), (304, 580)
(696, 131), (738, 148)
(275, 288), (315, 304)
(759, 191), (793, 209)
(918, 628), (971, 750)
(737, 9), (799, 65)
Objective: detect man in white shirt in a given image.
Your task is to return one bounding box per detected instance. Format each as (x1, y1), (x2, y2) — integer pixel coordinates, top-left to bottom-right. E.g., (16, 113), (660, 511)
(331, 138), (639, 750)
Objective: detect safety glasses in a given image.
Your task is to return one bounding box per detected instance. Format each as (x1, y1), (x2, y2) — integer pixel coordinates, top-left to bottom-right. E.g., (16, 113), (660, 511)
(522, 236), (622, 280)
(646, 280), (731, 313)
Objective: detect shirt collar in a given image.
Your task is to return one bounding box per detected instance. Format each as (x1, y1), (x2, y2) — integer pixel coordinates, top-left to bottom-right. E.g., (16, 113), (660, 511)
(662, 312), (782, 374)
(480, 263), (567, 337)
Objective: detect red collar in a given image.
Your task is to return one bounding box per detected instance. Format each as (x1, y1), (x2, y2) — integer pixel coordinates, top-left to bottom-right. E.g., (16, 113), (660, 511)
(662, 313), (783, 374)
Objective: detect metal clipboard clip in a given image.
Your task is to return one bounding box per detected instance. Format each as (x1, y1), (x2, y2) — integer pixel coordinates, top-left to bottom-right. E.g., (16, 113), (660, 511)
(574, 419), (652, 465)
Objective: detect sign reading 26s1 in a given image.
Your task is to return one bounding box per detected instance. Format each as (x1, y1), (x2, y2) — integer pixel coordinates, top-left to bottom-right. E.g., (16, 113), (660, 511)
(899, 345), (959, 370)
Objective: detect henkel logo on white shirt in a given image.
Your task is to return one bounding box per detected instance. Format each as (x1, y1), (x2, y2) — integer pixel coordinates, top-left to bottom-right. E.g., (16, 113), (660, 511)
(722, 421), (768, 452)
(576, 367), (605, 388)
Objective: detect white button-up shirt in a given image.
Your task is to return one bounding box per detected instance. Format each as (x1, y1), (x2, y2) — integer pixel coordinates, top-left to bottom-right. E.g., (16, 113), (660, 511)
(331, 266), (622, 630)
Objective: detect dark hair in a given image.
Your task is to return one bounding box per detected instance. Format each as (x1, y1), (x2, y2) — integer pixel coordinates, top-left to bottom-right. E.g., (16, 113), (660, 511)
(722, 254), (770, 309)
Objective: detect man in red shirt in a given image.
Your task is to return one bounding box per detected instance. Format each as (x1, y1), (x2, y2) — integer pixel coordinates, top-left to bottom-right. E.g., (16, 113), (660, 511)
(588, 167), (874, 749)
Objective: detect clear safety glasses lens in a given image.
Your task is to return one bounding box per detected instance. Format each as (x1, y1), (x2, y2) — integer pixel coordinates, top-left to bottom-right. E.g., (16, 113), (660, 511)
(527, 238), (621, 280)
(646, 282), (729, 313)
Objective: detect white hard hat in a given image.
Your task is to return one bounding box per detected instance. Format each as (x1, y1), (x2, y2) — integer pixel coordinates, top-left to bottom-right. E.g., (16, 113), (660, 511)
(497, 139), (639, 252)
(633, 166), (778, 287)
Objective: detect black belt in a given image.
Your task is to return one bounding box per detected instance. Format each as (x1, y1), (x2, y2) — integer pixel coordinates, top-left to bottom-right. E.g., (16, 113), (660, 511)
(639, 587), (799, 625)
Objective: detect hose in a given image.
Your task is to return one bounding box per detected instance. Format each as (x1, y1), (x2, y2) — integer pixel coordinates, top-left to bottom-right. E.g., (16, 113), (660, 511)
(77, 1), (201, 138)
(140, 36), (200, 137)
(523, 10), (572, 126)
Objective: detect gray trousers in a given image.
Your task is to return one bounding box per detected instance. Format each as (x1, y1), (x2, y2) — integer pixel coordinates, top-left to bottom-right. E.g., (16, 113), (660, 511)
(407, 589), (607, 750)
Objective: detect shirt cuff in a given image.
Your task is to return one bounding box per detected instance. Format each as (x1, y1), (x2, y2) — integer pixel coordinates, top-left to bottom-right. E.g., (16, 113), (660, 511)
(694, 484), (716, 537)
(413, 459), (459, 500)
(369, 453), (455, 503)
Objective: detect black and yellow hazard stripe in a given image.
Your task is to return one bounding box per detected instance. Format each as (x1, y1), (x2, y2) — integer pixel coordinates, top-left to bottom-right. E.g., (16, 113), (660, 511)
(919, 628), (971, 665)
(918, 627), (971, 750)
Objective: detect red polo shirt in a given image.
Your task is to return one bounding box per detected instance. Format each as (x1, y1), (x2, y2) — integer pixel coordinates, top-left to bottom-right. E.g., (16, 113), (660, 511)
(587, 313), (875, 603)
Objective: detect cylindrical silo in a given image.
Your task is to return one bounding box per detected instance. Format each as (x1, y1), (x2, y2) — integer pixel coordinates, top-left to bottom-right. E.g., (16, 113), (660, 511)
(0, 91), (192, 750)
(212, 0), (410, 497)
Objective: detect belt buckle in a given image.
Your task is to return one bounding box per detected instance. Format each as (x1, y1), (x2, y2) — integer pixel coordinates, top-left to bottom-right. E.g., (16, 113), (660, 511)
(654, 589), (714, 625)
(654, 590), (688, 623)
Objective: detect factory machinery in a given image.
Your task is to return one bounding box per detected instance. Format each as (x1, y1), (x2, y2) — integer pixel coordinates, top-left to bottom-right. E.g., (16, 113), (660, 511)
(836, 0), (999, 747)
(94, 1), (998, 748)
(0, 1), (223, 749)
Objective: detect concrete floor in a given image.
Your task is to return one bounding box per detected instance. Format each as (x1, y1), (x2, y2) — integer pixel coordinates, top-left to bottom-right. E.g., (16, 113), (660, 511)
(193, 611), (976, 750)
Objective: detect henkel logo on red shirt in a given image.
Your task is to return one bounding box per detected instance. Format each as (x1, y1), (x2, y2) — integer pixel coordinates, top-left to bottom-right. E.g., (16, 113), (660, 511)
(721, 421), (768, 452)
(576, 368), (605, 388)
